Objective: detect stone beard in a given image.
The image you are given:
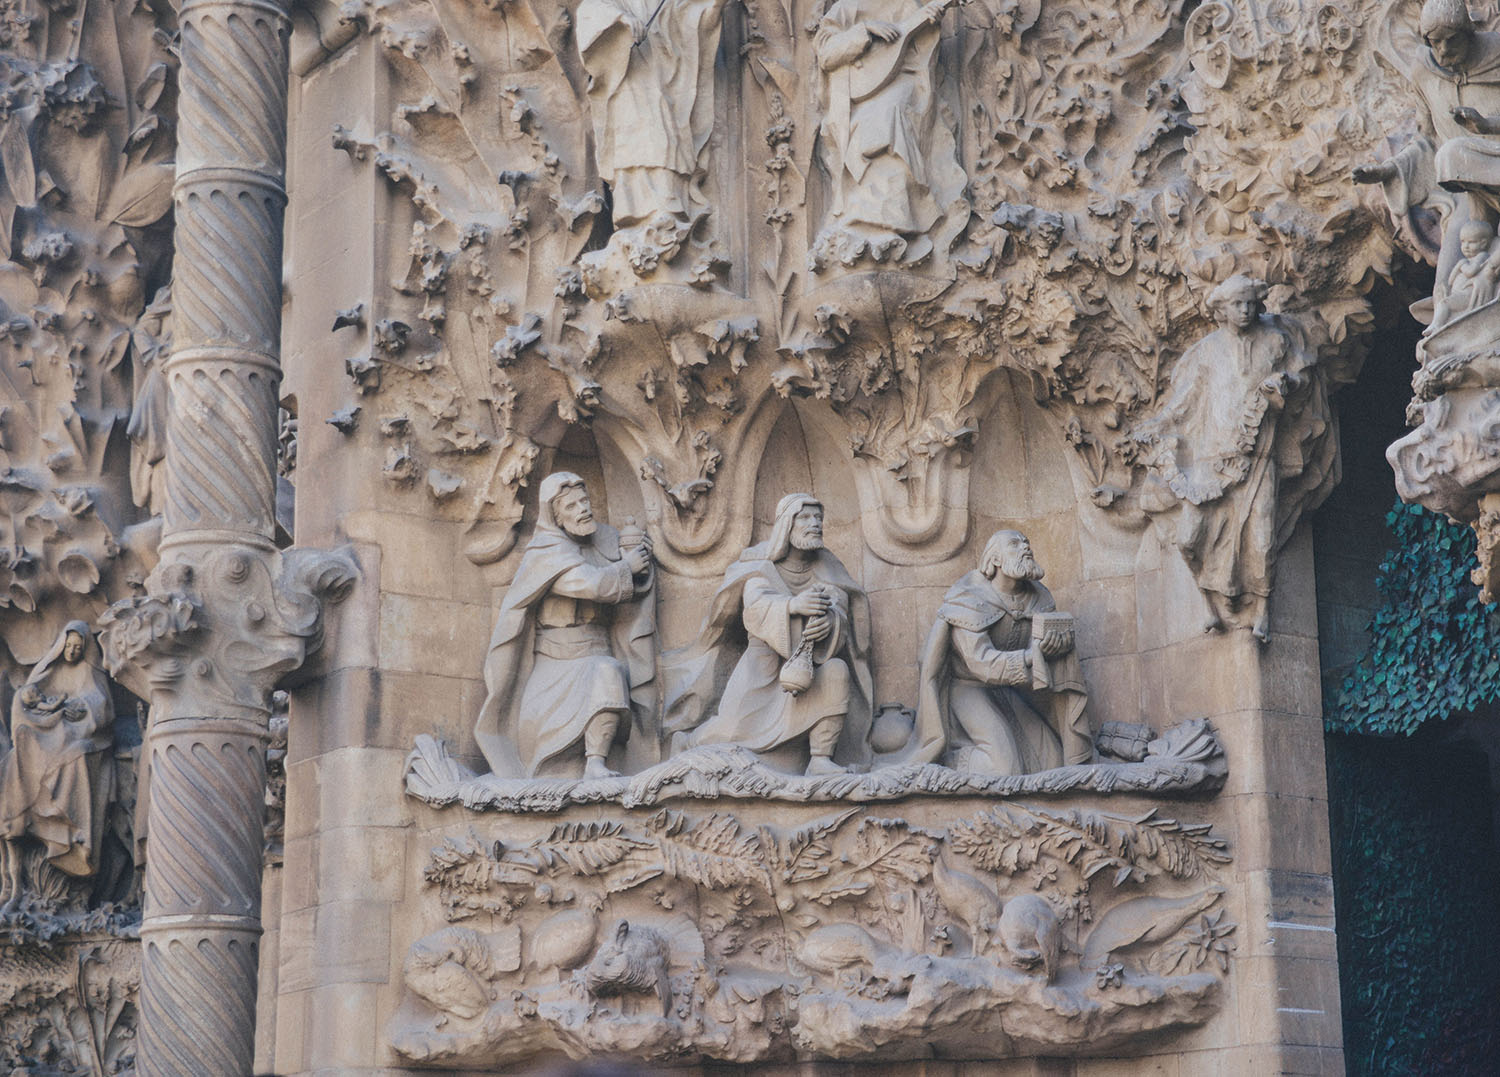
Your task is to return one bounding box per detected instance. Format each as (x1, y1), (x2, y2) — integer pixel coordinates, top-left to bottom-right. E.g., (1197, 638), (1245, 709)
(667, 494), (874, 775)
(474, 473), (657, 779)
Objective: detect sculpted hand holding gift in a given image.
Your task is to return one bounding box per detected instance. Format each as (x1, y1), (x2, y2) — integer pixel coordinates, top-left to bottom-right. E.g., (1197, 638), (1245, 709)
(666, 495), (873, 776)
(474, 473), (658, 780)
(0, 622), (116, 889)
(898, 531), (1092, 775)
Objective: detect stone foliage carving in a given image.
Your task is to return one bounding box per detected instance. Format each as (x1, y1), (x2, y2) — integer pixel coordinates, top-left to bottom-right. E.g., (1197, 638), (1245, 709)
(389, 796), (1234, 1065)
(319, 0), (1409, 594)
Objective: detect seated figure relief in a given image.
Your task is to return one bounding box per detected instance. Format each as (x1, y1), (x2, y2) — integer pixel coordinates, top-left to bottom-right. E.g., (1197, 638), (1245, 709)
(474, 472), (658, 780)
(0, 622), (117, 898)
(899, 530), (1093, 775)
(1356, 0), (1500, 335)
(665, 494), (874, 776)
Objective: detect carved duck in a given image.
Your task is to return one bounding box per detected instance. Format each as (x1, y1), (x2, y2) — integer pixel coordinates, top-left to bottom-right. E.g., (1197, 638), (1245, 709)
(1081, 886), (1225, 970)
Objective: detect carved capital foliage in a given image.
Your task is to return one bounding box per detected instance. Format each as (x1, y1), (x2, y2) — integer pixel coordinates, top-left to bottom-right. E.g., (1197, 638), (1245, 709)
(98, 543), (358, 721)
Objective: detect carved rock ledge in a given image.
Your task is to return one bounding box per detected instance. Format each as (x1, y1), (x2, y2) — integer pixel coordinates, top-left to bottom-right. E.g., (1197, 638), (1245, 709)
(405, 720), (1226, 813)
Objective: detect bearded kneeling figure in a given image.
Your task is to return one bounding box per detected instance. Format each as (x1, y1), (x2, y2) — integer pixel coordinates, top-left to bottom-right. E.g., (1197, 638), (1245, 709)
(898, 531), (1094, 776)
(665, 494), (873, 777)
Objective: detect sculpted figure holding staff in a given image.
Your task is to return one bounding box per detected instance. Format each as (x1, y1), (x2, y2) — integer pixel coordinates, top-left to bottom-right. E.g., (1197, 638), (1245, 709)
(666, 495), (873, 776)
(474, 473), (657, 780)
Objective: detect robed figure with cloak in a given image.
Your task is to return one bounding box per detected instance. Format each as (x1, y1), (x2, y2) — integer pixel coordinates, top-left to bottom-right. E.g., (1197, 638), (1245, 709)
(1, 622), (116, 884)
(1133, 276), (1333, 641)
(666, 495), (874, 776)
(900, 532), (1092, 776)
(474, 473), (658, 780)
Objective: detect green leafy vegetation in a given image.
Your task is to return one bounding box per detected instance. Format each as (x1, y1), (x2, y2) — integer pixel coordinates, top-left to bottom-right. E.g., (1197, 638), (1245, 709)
(1325, 502), (1500, 735)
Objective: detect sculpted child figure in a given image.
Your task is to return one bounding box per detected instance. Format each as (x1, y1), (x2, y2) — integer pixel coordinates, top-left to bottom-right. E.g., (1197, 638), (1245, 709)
(1430, 219), (1500, 329)
(897, 531), (1092, 775)
(474, 473), (658, 780)
(666, 494), (873, 776)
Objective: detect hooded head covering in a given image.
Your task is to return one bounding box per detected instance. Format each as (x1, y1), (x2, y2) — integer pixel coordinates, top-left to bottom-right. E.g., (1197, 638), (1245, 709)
(1422, 0), (1473, 36)
(537, 471), (587, 533)
(764, 493), (822, 562)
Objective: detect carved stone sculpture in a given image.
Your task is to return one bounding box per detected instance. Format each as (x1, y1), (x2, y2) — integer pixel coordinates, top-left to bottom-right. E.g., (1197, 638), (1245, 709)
(475, 472), (658, 779)
(1429, 219), (1500, 331)
(1132, 276), (1334, 641)
(666, 494), (872, 776)
(577, 0), (728, 282)
(899, 531), (1092, 775)
(0, 622), (115, 886)
(811, 0), (967, 271)
(1357, 0), (1500, 307)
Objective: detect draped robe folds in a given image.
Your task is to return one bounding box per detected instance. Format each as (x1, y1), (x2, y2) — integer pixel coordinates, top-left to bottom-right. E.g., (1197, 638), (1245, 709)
(814, 0), (947, 246)
(666, 546), (874, 768)
(0, 622), (116, 877)
(474, 525), (657, 779)
(1375, 28), (1500, 286)
(1137, 315), (1331, 602)
(576, 0), (726, 228)
(903, 573), (1090, 775)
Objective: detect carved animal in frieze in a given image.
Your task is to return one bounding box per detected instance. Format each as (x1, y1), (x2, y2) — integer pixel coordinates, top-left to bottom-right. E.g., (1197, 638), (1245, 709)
(583, 917), (702, 1016)
(931, 855), (1004, 957)
(404, 925), (520, 1019)
(1080, 887), (1226, 971)
(797, 923), (888, 977)
(997, 894), (1062, 983)
(527, 906), (601, 977)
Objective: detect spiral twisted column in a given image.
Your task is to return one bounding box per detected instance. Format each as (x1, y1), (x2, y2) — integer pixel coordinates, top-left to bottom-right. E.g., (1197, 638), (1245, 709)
(140, 1), (292, 1074)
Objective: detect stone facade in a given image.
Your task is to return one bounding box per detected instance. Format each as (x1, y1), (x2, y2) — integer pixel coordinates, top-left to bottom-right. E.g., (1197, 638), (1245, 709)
(5, 0), (1497, 1071)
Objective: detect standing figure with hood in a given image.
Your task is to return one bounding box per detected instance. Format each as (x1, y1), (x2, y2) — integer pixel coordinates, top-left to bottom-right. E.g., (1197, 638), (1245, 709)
(899, 531), (1091, 776)
(474, 473), (658, 780)
(666, 494), (873, 776)
(0, 622), (116, 900)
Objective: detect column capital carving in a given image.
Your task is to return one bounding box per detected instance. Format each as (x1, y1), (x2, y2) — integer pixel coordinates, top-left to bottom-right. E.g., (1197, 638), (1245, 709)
(98, 543), (358, 723)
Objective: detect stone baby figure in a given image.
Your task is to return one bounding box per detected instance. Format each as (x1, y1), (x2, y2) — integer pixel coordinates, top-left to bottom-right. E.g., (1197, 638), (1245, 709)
(474, 473), (657, 780)
(665, 494), (873, 776)
(896, 531), (1092, 775)
(1430, 219), (1500, 330)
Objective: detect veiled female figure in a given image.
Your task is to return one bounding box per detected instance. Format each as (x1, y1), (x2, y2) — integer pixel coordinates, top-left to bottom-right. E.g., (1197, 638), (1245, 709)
(0, 622), (116, 883)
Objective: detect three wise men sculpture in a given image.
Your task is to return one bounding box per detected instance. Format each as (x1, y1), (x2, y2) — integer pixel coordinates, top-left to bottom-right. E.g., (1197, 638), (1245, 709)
(898, 531), (1093, 775)
(666, 494), (874, 776)
(474, 472), (658, 780)
(1131, 276), (1334, 642)
(0, 622), (116, 898)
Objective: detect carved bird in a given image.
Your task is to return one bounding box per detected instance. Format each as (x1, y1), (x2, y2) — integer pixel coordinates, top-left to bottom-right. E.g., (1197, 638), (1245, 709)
(931, 856), (1004, 957)
(997, 894), (1062, 983)
(526, 906), (599, 977)
(1080, 886), (1225, 970)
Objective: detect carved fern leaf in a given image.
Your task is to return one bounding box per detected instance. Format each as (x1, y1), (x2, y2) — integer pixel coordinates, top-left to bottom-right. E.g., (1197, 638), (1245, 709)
(647, 809), (773, 891)
(849, 817), (939, 885)
(778, 808), (859, 883)
(528, 821), (652, 875)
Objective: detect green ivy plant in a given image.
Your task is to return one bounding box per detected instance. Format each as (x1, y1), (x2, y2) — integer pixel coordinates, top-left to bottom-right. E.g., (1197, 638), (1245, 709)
(1325, 502), (1500, 735)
